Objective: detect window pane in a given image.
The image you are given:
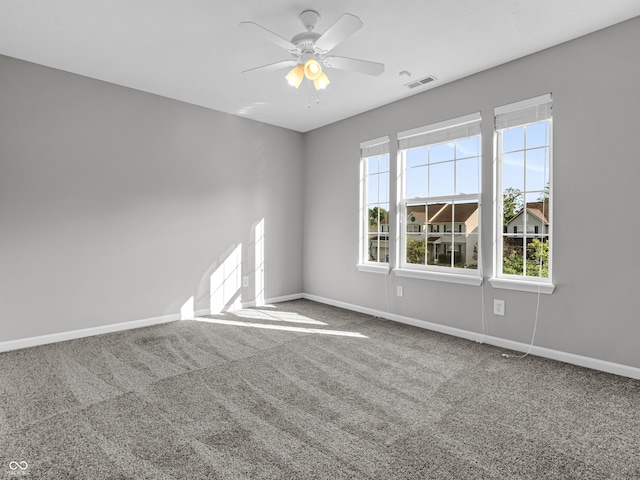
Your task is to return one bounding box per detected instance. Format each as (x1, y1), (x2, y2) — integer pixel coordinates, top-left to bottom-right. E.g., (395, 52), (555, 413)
(426, 236), (439, 265)
(430, 142), (455, 164)
(379, 202), (390, 233)
(370, 205), (390, 231)
(367, 157), (379, 175)
(525, 147), (549, 192)
(526, 237), (549, 278)
(503, 191), (523, 232)
(461, 233), (479, 269)
(502, 151), (524, 191)
(456, 136), (480, 159)
(379, 172), (389, 203)
(368, 233), (379, 262)
(452, 233), (468, 267)
(406, 165), (428, 198)
(367, 175), (379, 204)
(453, 201), (479, 233)
(456, 157), (480, 194)
(525, 191), (549, 237)
(406, 205), (426, 265)
(502, 236), (524, 276)
(503, 126), (524, 152)
(526, 121), (549, 149)
(436, 233), (454, 267)
(406, 204), (425, 230)
(406, 147), (427, 168)
(379, 155), (389, 172)
(429, 162), (454, 196)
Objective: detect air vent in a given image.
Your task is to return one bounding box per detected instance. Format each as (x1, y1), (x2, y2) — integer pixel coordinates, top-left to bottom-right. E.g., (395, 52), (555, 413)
(406, 75), (436, 89)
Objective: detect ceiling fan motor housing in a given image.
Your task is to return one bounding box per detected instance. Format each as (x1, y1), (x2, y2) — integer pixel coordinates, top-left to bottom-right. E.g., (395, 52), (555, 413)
(299, 10), (320, 30)
(292, 10), (323, 56)
(291, 31), (321, 53)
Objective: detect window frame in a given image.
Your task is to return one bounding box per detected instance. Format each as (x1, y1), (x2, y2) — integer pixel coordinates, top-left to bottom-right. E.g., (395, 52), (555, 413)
(396, 113), (483, 286)
(491, 94), (555, 294)
(357, 136), (391, 274)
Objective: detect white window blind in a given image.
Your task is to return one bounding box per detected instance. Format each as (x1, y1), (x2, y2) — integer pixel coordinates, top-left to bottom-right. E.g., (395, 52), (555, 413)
(398, 113), (481, 150)
(360, 136), (390, 157)
(495, 93), (552, 129)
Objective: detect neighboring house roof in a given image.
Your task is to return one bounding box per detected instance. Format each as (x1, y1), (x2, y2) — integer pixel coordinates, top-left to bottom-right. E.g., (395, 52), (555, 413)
(525, 201), (549, 224)
(430, 203), (478, 224)
(506, 201), (549, 226)
(406, 203), (448, 223)
(407, 211), (426, 223)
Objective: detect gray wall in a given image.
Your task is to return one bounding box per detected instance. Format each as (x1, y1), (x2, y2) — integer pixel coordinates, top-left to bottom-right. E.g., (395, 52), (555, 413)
(303, 16), (640, 368)
(0, 55), (304, 342)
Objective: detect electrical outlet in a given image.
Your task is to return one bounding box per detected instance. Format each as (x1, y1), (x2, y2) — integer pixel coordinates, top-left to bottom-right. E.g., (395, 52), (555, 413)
(494, 299), (505, 316)
(397, 286), (404, 297)
(242, 276), (249, 288)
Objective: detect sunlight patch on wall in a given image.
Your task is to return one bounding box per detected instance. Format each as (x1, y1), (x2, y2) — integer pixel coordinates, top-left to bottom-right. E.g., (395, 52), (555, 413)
(180, 296), (195, 320)
(210, 244), (242, 313)
(253, 218), (265, 306)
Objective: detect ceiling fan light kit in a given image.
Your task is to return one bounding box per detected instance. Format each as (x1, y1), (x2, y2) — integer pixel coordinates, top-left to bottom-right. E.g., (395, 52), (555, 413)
(241, 9), (384, 93)
(313, 72), (331, 90)
(285, 64), (305, 88)
(303, 58), (322, 81)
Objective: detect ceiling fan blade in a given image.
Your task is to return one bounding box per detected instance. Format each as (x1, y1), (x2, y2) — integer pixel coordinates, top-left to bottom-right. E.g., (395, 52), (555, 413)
(324, 56), (385, 76)
(314, 14), (363, 53)
(240, 22), (298, 53)
(242, 60), (298, 75)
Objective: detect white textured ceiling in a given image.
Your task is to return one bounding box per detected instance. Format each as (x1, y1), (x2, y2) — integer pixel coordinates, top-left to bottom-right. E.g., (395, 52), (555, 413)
(2, 1), (640, 132)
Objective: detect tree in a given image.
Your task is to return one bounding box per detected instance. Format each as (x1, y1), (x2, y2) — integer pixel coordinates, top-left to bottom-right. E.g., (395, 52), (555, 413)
(368, 207), (388, 230)
(502, 249), (524, 275)
(502, 237), (548, 278)
(503, 187), (523, 227)
(405, 237), (425, 264)
(526, 237), (549, 278)
(537, 181), (550, 202)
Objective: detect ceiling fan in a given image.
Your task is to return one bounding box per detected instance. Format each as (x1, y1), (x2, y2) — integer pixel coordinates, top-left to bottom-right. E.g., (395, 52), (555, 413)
(240, 10), (384, 91)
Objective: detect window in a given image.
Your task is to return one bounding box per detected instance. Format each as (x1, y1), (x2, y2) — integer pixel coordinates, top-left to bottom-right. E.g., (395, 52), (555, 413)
(493, 94), (553, 292)
(397, 113), (482, 284)
(358, 136), (390, 272)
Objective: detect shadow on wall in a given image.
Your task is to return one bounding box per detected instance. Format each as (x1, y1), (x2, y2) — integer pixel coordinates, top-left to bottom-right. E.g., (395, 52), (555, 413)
(184, 218), (265, 319)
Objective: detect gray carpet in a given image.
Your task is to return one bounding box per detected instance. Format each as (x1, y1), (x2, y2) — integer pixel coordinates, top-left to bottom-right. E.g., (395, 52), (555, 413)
(0, 299), (638, 479)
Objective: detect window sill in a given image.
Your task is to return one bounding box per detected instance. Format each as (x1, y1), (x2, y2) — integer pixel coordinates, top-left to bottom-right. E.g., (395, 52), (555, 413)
(356, 263), (390, 275)
(489, 277), (555, 294)
(394, 268), (482, 286)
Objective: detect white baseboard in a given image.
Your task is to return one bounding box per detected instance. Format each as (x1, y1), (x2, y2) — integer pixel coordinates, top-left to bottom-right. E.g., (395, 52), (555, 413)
(264, 293), (305, 304)
(302, 293), (640, 381)
(0, 313), (180, 354)
(5, 292), (636, 381)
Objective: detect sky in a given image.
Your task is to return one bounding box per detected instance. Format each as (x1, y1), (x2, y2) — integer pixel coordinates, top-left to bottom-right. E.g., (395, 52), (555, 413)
(366, 119), (550, 208)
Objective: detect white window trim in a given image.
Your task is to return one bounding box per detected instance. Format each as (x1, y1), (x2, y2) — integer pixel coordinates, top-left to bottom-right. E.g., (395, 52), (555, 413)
(395, 268), (482, 286)
(489, 277), (555, 294)
(397, 114), (483, 284)
(358, 135), (390, 273)
(493, 94), (554, 293)
(356, 263), (391, 274)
